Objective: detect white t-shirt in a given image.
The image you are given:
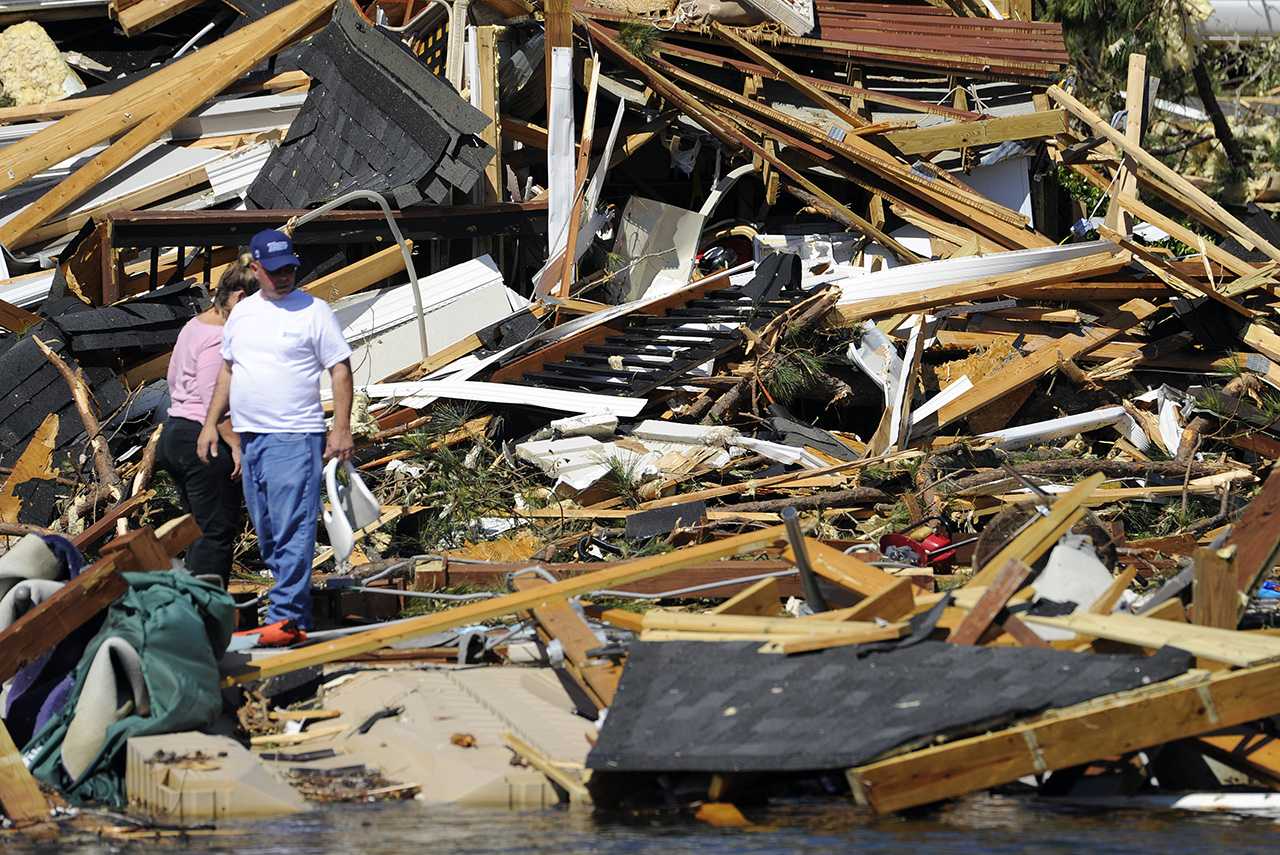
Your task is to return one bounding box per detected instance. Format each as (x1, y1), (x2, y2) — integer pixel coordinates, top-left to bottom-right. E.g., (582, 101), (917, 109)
(221, 290), (352, 434)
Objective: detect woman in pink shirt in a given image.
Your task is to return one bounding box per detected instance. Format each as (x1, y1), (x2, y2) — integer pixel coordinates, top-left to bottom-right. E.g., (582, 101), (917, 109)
(156, 259), (256, 586)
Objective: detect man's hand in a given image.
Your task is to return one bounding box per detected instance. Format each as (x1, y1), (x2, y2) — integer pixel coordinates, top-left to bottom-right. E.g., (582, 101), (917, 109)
(324, 425), (354, 462)
(196, 424), (220, 463)
(230, 444), (242, 480)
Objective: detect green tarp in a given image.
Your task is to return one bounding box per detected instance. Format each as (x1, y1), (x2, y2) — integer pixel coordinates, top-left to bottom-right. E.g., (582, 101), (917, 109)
(23, 570), (235, 806)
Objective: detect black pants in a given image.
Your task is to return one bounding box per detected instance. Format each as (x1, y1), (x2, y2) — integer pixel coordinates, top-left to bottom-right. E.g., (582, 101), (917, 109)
(156, 417), (241, 586)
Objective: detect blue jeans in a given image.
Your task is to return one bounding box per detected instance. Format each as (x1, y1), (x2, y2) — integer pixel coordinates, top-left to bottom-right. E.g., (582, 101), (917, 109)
(240, 432), (323, 628)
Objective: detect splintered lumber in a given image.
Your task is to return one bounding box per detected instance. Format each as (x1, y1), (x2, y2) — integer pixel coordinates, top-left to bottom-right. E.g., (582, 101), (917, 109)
(1227, 466), (1280, 612)
(304, 243), (413, 302)
(1193, 546), (1239, 629)
(848, 661), (1280, 813)
(1022, 612), (1280, 666)
(969, 473), (1105, 587)
(836, 250), (1128, 323)
(0, 0), (333, 248)
(504, 732), (592, 805)
(224, 525), (790, 685)
(1099, 225), (1253, 317)
(947, 559), (1031, 645)
(581, 18), (921, 263)
(513, 575), (622, 709)
(884, 111), (1070, 155)
(1088, 566), (1137, 614)
(1049, 84), (1280, 263)
(930, 299), (1161, 431)
(117, 0), (203, 35)
(0, 555), (123, 685)
(0, 718), (46, 824)
(710, 577), (783, 616)
(0, 0), (334, 199)
(0, 414), (58, 523)
(1113, 194), (1258, 278)
(788, 539), (915, 620)
(710, 22), (869, 130)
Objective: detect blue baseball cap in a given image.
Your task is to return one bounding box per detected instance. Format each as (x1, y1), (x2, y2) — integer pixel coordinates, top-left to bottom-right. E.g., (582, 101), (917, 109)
(249, 229), (301, 272)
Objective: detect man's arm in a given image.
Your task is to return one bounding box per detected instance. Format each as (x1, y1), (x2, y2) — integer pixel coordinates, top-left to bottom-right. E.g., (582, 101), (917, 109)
(324, 358), (354, 462)
(197, 361), (233, 463)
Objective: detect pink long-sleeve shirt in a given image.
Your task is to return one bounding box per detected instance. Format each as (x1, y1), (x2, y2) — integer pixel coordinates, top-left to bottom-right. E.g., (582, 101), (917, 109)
(166, 316), (225, 423)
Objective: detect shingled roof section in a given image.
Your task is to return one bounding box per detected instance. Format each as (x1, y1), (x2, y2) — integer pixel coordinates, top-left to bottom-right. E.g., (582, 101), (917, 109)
(248, 0), (494, 210)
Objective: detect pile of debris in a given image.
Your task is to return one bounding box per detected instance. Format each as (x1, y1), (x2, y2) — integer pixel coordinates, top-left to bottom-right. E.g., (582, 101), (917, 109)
(5, 0), (1280, 837)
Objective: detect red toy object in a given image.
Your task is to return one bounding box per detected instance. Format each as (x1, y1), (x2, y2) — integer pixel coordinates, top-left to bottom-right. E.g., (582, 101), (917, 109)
(879, 519), (959, 567)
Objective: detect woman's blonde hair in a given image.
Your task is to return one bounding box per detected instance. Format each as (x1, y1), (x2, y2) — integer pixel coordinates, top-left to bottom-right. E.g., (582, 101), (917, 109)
(214, 253), (256, 312)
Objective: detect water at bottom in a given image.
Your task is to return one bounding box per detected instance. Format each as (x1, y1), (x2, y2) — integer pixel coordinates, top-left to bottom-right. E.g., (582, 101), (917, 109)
(9, 793), (1280, 854)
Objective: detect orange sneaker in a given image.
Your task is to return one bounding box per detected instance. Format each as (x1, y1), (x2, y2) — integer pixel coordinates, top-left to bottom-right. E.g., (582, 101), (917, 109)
(233, 619), (307, 647)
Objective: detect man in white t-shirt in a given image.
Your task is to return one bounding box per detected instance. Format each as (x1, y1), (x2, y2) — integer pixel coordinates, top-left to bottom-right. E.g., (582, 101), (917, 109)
(197, 229), (354, 643)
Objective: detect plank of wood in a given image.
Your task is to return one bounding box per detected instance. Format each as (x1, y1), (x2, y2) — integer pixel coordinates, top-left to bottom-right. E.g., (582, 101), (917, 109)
(1000, 614), (1050, 647)
(1088, 566), (1137, 614)
(1050, 84), (1280, 262)
(0, 71), (309, 126)
(154, 513), (202, 557)
(756, 624), (908, 654)
(848, 662), (1280, 814)
(640, 610), (895, 638)
(710, 577), (783, 616)
(1104, 54), (1148, 233)
(0, 556), (123, 685)
(1023, 612), (1280, 666)
(787, 539), (899, 597)
(303, 243), (412, 302)
(117, 0), (203, 36)
(0, 414), (57, 523)
(0, 0), (332, 247)
(710, 22), (868, 129)
(1226, 465), (1280, 612)
(948, 559), (1030, 644)
(1114, 193), (1258, 278)
(931, 299), (1161, 431)
(885, 111), (1069, 155)
(513, 575), (622, 709)
(70, 491), (154, 551)
(504, 731), (592, 805)
(101, 527), (171, 571)
(1099, 225), (1253, 318)
(0, 0), (333, 198)
(225, 525), (790, 685)
(1192, 545), (1239, 629)
(0, 717), (46, 824)
(840, 578), (917, 622)
(969, 474), (1104, 587)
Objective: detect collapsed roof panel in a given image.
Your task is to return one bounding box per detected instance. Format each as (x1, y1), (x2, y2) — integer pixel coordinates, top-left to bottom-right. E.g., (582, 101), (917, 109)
(247, 0), (494, 210)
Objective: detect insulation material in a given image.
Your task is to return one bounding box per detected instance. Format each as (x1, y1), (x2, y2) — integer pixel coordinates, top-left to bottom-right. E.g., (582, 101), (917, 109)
(0, 22), (83, 106)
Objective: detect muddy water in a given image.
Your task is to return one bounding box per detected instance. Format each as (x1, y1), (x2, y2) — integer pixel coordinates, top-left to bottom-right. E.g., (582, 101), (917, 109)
(8, 793), (1280, 854)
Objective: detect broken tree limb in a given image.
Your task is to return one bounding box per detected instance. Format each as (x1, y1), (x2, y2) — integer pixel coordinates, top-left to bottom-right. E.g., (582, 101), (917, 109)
(717, 488), (890, 514)
(946, 459), (1237, 495)
(33, 337), (123, 499)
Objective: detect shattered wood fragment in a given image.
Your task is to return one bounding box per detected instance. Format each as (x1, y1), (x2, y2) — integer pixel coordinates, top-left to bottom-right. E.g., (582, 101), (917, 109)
(0, 555), (123, 685)
(709, 577), (783, 616)
(33, 337), (122, 499)
(0, 414), (57, 524)
(0, 718), (46, 825)
(947, 559), (1031, 645)
(1193, 546), (1239, 629)
(513, 574), (622, 709)
(1227, 466), (1280, 613)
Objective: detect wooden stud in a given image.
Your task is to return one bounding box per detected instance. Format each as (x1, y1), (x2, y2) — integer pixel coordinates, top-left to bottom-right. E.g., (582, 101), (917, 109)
(0, 717), (46, 824)
(1193, 545), (1239, 629)
(0, 556), (124, 685)
(513, 574), (622, 709)
(303, 243), (412, 302)
(969, 474), (1105, 587)
(1023, 611), (1280, 666)
(710, 577), (783, 616)
(948, 559), (1031, 645)
(849, 660), (1280, 813)
(1087, 566), (1137, 614)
